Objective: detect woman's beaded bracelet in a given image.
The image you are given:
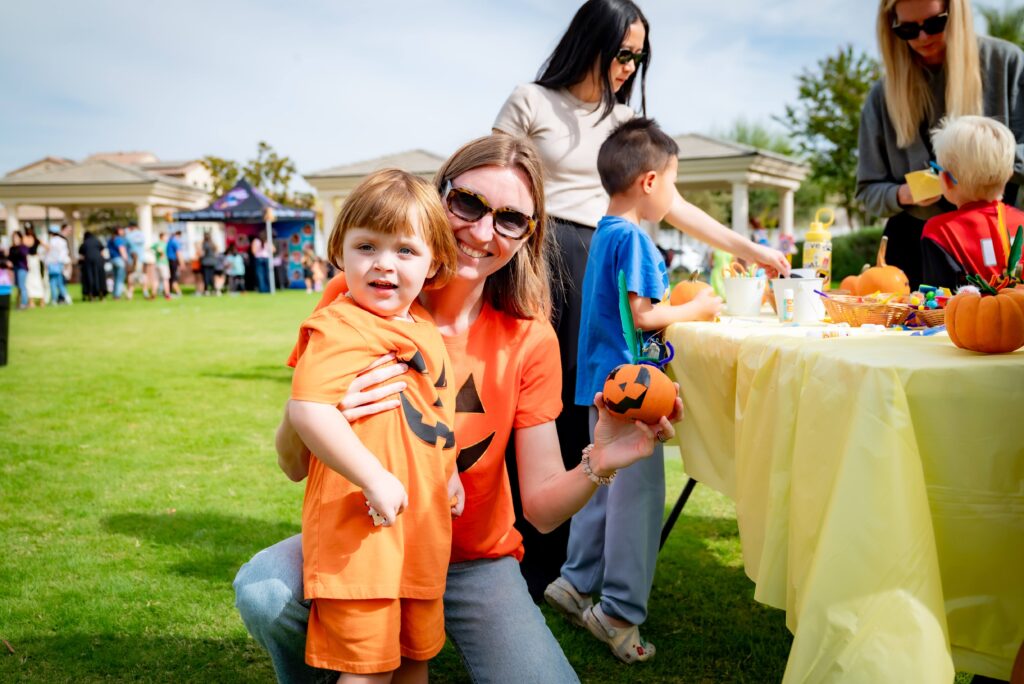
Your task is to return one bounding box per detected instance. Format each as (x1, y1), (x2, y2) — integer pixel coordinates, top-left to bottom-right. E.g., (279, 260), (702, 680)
(581, 444), (616, 486)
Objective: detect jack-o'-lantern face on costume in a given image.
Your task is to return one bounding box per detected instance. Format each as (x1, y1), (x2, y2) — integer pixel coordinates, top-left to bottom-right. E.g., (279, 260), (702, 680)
(602, 363), (677, 424)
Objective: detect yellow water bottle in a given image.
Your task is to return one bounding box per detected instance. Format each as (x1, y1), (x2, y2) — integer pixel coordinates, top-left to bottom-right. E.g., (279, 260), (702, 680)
(802, 208), (834, 289)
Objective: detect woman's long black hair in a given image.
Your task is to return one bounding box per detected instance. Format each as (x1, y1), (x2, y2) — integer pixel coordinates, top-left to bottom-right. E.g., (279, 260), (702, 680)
(535, 0), (649, 122)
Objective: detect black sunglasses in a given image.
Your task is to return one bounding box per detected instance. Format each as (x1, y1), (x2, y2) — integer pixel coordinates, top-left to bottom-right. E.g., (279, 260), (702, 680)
(441, 181), (536, 240)
(891, 12), (948, 40)
(614, 48), (645, 65)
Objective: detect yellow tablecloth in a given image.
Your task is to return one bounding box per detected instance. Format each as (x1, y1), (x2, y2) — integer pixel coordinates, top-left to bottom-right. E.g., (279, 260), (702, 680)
(665, 316), (1024, 683)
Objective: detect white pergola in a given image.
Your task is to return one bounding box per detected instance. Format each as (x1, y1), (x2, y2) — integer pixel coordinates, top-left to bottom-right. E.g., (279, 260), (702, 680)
(0, 159), (210, 245)
(304, 136), (809, 242)
(672, 133), (809, 238)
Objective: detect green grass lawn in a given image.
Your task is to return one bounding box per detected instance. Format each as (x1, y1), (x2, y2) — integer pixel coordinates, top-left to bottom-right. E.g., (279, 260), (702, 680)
(0, 289), (971, 682)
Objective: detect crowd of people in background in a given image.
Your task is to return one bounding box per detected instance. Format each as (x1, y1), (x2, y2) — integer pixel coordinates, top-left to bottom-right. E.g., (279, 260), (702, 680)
(0, 223), (331, 308)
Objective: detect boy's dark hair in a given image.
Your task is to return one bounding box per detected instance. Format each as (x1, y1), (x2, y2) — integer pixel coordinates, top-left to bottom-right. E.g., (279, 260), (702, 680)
(597, 117), (678, 195)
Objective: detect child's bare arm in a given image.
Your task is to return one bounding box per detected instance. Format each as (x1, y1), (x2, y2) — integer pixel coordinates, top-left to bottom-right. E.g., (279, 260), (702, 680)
(629, 289), (722, 331)
(288, 400), (408, 525)
(275, 402), (311, 482)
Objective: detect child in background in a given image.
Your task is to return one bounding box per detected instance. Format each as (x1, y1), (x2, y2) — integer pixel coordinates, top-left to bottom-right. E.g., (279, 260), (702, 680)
(226, 245), (246, 294)
(287, 168), (461, 682)
(545, 118), (720, 663)
(922, 116), (1024, 289)
(152, 233), (171, 300)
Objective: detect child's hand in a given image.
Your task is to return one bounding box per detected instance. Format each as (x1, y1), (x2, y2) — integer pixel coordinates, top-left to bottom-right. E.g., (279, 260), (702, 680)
(447, 471), (465, 518)
(363, 470), (408, 527)
(748, 243), (791, 278)
(690, 288), (723, 320)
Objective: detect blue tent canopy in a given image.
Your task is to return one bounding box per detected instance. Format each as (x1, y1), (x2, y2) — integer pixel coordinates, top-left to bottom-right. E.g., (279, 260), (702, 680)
(174, 178), (314, 223)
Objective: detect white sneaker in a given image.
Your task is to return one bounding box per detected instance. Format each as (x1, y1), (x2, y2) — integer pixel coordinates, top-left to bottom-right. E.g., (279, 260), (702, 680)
(543, 577), (592, 627)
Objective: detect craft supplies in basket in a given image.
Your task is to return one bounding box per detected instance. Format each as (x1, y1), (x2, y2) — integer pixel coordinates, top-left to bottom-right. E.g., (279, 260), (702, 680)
(818, 292), (913, 327)
(908, 308), (946, 327)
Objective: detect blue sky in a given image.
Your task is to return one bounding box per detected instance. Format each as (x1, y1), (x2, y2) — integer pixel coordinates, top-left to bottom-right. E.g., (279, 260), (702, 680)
(0, 1), (881, 181)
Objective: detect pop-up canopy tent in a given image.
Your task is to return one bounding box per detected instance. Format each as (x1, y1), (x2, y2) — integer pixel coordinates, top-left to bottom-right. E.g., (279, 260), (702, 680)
(175, 178), (317, 292)
(175, 178), (314, 223)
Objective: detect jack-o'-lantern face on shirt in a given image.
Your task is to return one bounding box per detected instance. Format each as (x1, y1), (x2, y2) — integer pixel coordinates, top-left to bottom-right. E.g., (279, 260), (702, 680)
(444, 165), (535, 287)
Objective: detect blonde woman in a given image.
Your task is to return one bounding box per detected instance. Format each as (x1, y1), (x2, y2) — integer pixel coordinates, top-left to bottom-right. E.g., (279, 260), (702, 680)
(857, 0), (1024, 289)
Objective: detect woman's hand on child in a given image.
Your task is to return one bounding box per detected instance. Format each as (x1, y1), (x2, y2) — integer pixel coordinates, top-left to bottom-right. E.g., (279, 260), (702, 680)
(588, 391), (683, 475)
(363, 470), (408, 527)
(448, 471), (465, 518)
(339, 353), (408, 421)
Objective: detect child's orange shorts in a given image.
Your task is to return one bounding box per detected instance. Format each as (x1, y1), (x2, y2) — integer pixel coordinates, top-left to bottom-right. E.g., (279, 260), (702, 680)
(305, 596), (445, 674)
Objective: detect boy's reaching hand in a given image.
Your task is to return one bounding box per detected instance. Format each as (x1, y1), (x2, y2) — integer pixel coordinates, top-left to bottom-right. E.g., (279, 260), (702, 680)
(689, 288), (723, 321)
(363, 470), (408, 527)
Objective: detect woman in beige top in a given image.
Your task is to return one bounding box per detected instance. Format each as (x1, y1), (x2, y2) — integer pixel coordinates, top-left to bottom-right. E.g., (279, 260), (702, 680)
(493, 0), (789, 607)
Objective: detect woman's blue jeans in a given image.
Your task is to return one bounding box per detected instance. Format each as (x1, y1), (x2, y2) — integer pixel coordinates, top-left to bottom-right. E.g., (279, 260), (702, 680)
(15, 268), (28, 307)
(47, 266), (69, 304)
(256, 258), (270, 293)
(233, 534), (579, 683)
(110, 257), (126, 298)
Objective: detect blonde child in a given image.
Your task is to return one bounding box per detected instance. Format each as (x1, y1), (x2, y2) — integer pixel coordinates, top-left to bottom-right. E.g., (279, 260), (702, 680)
(287, 168), (461, 682)
(922, 115), (1024, 289)
(545, 118), (720, 663)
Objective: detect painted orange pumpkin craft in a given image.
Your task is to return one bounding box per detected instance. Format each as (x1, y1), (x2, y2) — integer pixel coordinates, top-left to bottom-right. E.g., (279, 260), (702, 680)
(602, 363), (677, 423)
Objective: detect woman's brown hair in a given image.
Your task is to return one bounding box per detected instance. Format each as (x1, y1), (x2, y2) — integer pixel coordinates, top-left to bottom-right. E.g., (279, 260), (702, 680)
(434, 135), (550, 320)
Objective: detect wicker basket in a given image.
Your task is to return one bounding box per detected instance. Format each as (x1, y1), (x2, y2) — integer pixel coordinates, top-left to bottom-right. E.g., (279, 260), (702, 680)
(909, 308), (946, 327)
(819, 293), (913, 327)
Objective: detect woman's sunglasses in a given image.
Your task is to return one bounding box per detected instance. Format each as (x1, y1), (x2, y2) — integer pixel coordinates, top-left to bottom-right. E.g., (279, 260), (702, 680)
(614, 48), (645, 65)
(891, 12), (948, 41)
(441, 181), (536, 240)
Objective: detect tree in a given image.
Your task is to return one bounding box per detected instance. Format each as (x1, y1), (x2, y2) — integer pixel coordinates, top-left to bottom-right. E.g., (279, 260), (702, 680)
(779, 45), (880, 227)
(243, 141), (299, 207)
(201, 155), (242, 200)
(201, 142), (313, 209)
(979, 2), (1024, 48)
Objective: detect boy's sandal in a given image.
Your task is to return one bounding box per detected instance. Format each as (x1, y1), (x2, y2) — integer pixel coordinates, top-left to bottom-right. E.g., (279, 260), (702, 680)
(582, 604), (656, 664)
(543, 576), (592, 627)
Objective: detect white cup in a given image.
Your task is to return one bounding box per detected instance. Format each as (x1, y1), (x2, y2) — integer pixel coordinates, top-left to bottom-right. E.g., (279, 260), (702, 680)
(723, 277), (766, 316)
(790, 267), (819, 279)
(771, 277), (826, 324)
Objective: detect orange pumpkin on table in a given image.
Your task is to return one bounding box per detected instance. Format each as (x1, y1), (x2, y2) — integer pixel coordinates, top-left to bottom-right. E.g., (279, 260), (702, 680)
(946, 285), (1024, 353)
(670, 273), (712, 306)
(602, 363), (677, 423)
(840, 236), (910, 295)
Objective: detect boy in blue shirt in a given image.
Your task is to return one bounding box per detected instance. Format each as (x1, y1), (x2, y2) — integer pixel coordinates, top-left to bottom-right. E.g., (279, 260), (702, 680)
(545, 118), (721, 664)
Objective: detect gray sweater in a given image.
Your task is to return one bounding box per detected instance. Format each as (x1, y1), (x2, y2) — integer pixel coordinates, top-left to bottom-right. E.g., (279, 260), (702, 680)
(856, 36), (1024, 220)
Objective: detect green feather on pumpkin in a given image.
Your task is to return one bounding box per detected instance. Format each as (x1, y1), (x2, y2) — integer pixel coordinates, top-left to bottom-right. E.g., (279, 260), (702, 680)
(1007, 225), (1023, 279)
(618, 270), (642, 363)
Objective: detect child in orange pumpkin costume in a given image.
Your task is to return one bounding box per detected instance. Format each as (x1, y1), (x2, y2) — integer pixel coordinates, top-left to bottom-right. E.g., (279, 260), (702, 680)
(288, 169), (460, 681)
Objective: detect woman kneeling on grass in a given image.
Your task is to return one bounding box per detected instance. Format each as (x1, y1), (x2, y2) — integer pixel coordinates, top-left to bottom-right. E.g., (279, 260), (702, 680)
(233, 134), (681, 683)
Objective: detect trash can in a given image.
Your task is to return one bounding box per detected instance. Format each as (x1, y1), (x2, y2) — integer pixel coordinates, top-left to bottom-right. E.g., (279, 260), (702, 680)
(0, 283), (10, 366)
